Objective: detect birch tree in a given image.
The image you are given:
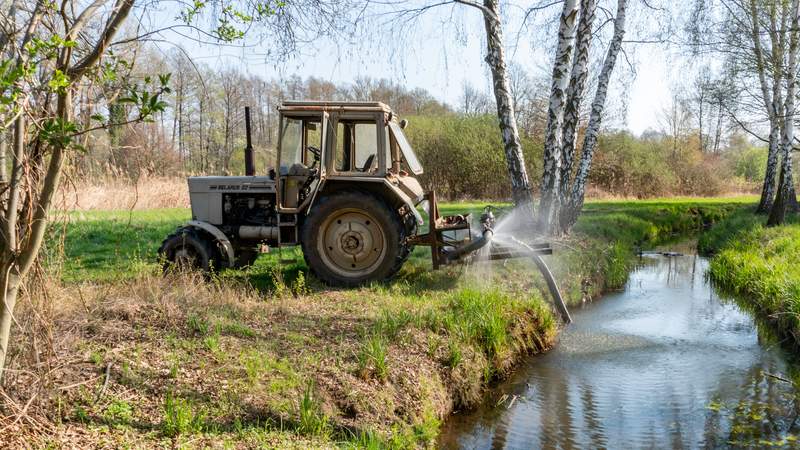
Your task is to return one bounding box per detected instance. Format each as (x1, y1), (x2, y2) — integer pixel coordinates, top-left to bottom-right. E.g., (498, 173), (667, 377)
(538, 0), (628, 234)
(693, 0), (799, 216)
(768, 0), (800, 225)
(563, 0), (627, 229)
(379, 0), (535, 211)
(539, 0), (581, 230)
(480, 0), (535, 210)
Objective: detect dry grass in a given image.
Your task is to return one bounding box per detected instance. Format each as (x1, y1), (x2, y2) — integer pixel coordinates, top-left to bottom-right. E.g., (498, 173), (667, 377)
(0, 270), (556, 448)
(57, 177), (189, 211)
(52, 176), (760, 212)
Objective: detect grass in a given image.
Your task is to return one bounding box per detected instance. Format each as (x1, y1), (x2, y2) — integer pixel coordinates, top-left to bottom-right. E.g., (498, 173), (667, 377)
(699, 207), (800, 346)
(163, 393), (206, 437)
(3, 198), (753, 448)
(357, 336), (389, 382)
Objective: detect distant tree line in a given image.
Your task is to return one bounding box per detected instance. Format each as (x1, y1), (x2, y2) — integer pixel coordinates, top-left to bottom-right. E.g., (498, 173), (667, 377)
(65, 44), (765, 201)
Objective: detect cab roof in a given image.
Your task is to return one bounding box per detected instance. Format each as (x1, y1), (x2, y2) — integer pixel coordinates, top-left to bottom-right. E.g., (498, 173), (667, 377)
(278, 101), (393, 113)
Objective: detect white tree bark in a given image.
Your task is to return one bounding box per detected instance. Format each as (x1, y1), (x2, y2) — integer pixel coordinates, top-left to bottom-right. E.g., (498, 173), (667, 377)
(539, 0), (580, 231)
(769, 0), (799, 225)
(559, 0), (596, 198)
(565, 0), (627, 228)
(756, 0), (784, 213)
(481, 0), (533, 210)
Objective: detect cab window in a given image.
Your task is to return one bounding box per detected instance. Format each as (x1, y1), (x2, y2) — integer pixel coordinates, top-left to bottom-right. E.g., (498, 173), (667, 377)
(334, 120), (380, 173)
(279, 117), (321, 171)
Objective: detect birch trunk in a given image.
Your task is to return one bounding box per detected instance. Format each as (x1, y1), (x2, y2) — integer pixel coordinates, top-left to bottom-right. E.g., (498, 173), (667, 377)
(769, 0), (800, 225)
(538, 0), (580, 232)
(562, 0), (627, 231)
(756, 0), (784, 213)
(759, 122), (782, 213)
(482, 0), (534, 211)
(559, 0), (596, 198)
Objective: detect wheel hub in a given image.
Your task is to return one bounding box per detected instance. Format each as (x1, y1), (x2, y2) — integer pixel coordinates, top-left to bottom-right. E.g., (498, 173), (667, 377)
(318, 209), (387, 277)
(340, 231), (364, 254)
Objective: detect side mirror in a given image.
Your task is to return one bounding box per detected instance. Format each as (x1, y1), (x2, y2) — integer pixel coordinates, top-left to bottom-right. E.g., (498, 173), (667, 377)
(399, 119), (409, 129)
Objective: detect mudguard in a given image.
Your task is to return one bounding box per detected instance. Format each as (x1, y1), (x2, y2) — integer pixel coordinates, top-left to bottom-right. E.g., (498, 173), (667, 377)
(187, 220), (236, 267)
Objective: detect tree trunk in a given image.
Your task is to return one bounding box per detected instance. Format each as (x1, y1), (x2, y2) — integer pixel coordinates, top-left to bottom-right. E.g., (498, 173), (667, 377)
(0, 270), (20, 381)
(0, 131), (6, 186)
(768, 0), (799, 225)
(539, 0), (580, 232)
(559, 0), (597, 198)
(481, 0), (534, 212)
(758, 121), (782, 213)
(0, 89), (70, 383)
(562, 0), (627, 231)
(750, 0), (782, 214)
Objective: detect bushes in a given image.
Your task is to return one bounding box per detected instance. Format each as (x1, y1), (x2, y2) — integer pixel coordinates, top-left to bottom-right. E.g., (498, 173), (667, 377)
(588, 131), (735, 197)
(405, 114), (543, 200)
(406, 117), (740, 201)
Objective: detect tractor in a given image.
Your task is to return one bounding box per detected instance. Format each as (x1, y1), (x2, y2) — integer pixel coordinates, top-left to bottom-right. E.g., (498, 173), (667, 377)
(159, 101), (568, 322)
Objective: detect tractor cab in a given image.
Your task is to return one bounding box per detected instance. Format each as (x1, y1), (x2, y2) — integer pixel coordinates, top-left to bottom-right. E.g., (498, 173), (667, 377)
(274, 101), (425, 215)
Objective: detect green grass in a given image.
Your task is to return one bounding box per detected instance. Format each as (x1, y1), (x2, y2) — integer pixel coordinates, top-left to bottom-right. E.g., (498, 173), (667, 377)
(35, 198), (753, 448)
(357, 335), (389, 382)
(701, 208), (800, 346)
(162, 393), (206, 437)
(52, 197), (753, 285)
(53, 208), (190, 282)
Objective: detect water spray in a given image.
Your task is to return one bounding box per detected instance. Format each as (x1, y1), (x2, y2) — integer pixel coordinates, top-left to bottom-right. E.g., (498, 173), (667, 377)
(409, 195), (572, 324)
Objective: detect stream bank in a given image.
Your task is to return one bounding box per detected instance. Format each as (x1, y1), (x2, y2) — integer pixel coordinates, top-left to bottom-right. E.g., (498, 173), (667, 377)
(440, 252), (800, 448)
(699, 208), (800, 350)
(2, 201), (750, 448)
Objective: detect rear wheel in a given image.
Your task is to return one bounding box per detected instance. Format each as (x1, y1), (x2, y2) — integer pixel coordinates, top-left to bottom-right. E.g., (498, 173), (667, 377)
(159, 228), (218, 273)
(301, 191), (409, 287)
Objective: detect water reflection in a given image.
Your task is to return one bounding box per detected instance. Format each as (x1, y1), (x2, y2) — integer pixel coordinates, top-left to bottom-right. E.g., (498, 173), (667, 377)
(439, 255), (800, 449)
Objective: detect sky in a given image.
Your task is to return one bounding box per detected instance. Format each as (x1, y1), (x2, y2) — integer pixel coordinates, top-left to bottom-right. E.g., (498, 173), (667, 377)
(153, 1), (678, 136)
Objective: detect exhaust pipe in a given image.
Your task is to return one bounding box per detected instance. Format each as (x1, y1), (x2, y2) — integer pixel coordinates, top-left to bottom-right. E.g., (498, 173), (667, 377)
(244, 106), (255, 176)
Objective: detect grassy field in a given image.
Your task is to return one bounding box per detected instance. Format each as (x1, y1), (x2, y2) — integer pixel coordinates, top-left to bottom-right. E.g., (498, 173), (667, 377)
(699, 207), (800, 347)
(5, 198), (753, 448)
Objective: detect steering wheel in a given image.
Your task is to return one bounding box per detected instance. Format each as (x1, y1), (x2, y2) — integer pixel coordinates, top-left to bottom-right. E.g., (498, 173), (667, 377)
(307, 146), (321, 160)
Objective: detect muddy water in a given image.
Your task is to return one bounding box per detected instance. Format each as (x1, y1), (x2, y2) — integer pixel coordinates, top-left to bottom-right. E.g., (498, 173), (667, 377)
(439, 254), (800, 449)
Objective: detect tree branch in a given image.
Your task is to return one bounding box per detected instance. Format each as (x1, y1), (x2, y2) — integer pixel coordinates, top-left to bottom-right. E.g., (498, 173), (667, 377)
(68, 0), (134, 79)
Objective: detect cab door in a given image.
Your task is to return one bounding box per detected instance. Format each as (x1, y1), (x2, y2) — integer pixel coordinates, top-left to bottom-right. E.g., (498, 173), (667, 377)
(276, 112), (328, 213)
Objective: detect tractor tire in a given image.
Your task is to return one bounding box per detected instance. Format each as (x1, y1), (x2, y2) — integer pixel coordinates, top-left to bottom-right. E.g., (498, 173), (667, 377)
(158, 227), (219, 274)
(301, 191), (410, 287)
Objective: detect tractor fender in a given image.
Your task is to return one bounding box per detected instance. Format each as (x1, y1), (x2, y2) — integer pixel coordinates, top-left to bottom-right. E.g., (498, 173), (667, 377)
(385, 181), (424, 226)
(186, 220), (236, 267)
(313, 177), (424, 226)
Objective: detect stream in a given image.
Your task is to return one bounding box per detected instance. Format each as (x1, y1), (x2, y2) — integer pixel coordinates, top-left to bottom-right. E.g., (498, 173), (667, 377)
(438, 252), (800, 449)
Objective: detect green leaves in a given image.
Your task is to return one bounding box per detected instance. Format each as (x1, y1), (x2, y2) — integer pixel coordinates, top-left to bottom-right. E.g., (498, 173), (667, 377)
(47, 69), (69, 94)
(118, 73), (172, 123)
(26, 35), (76, 59)
(179, 0), (286, 43)
(39, 117), (80, 150)
(0, 59), (27, 114)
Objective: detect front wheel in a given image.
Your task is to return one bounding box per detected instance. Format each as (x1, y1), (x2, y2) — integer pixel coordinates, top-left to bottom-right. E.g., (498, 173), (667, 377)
(158, 228), (218, 273)
(301, 191), (408, 287)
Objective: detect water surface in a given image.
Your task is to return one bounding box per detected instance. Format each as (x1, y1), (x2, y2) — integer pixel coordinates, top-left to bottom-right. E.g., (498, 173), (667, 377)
(439, 254), (800, 449)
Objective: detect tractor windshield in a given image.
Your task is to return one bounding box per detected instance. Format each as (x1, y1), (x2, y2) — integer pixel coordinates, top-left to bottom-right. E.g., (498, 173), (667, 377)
(388, 121), (423, 175)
